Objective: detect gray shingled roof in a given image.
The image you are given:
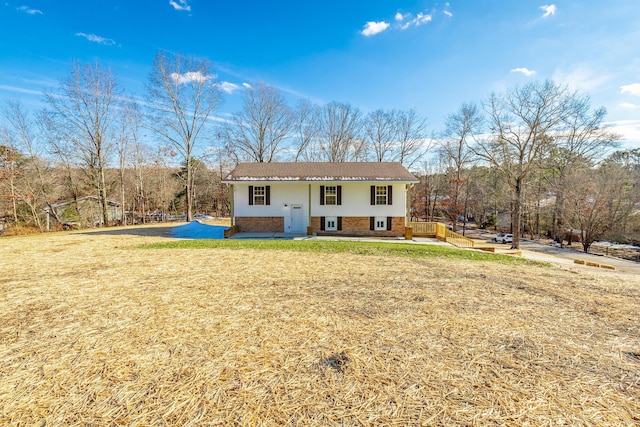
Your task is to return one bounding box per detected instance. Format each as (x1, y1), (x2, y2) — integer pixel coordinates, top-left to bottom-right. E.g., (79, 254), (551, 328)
(224, 162), (418, 182)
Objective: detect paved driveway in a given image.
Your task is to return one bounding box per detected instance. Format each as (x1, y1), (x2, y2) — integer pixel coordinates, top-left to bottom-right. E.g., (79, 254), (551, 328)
(514, 240), (640, 275)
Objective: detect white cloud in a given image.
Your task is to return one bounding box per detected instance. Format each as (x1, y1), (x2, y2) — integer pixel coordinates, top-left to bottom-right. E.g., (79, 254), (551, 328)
(75, 33), (116, 46)
(0, 84), (43, 96)
(242, 82), (252, 89)
(443, 10), (453, 18)
(366, 7), (439, 36)
(620, 83), (640, 97)
(17, 5), (42, 14)
(169, 0), (191, 11)
(620, 102), (640, 110)
(605, 119), (640, 147)
(552, 65), (610, 92)
(170, 71), (212, 85)
(540, 4), (556, 18)
(414, 12), (433, 26)
(361, 21), (390, 37)
(398, 10), (434, 30)
(511, 67), (536, 76)
(220, 82), (241, 94)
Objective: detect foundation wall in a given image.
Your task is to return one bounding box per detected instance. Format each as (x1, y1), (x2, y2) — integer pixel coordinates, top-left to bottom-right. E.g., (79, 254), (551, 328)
(310, 216), (405, 237)
(236, 216), (284, 233)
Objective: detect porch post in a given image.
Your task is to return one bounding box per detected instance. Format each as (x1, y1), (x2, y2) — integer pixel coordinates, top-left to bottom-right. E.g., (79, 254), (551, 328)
(230, 184), (235, 226)
(307, 183), (313, 235)
(406, 184), (412, 225)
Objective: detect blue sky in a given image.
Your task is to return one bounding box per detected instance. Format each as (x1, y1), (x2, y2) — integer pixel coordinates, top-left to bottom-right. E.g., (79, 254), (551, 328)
(1, 0), (640, 148)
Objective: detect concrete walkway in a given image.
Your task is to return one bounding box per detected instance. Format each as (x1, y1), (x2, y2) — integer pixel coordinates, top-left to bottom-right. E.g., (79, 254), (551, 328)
(228, 232), (309, 240)
(230, 232), (462, 246)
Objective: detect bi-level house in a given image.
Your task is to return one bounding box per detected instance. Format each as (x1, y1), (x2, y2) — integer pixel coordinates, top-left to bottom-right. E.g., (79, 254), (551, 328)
(223, 162), (418, 237)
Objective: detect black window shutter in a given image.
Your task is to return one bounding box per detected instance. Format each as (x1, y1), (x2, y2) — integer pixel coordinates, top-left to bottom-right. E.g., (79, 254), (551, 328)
(387, 185), (393, 205)
(320, 216), (325, 231)
(337, 186), (342, 205)
(370, 186), (375, 205)
(387, 216), (392, 231)
(337, 216), (342, 231)
(320, 185), (325, 205)
(249, 186), (254, 205)
(370, 216), (375, 230)
(265, 186), (270, 205)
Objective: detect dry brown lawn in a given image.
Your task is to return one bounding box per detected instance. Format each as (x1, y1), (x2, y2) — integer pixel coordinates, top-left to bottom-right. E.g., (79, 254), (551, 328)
(1, 228), (639, 426)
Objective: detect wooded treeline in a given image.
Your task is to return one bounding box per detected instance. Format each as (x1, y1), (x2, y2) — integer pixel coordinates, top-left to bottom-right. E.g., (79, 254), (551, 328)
(1, 55), (639, 251)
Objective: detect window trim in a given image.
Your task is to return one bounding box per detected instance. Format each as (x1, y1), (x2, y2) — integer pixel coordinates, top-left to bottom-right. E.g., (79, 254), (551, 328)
(370, 185), (393, 205)
(325, 216), (337, 231)
(325, 185), (337, 205)
(320, 216), (342, 231)
(374, 216), (387, 231)
(253, 186), (266, 205)
(375, 186), (387, 205)
(248, 185), (270, 206)
(370, 216), (392, 231)
(320, 185), (342, 206)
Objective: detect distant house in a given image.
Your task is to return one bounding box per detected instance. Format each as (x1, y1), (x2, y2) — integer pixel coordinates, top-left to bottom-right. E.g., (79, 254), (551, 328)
(223, 162), (418, 236)
(44, 196), (122, 230)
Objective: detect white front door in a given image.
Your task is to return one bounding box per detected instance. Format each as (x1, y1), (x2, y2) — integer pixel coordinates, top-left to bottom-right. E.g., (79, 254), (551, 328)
(290, 204), (304, 232)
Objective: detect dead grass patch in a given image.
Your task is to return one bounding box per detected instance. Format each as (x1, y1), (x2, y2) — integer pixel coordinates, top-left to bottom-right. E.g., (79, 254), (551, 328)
(0, 230), (639, 425)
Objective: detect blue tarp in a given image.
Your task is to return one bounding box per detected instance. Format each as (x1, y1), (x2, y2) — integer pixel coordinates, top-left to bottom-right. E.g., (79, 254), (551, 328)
(171, 221), (228, 239)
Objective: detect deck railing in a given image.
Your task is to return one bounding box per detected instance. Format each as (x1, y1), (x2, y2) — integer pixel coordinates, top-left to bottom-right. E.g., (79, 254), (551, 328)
(409, 222), (474, 248)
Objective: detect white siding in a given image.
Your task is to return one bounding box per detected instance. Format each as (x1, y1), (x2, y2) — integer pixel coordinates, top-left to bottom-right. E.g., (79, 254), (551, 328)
(233, 181), (408, 227)
(234, 182), (310, 232)
(311, 182), (406, 217)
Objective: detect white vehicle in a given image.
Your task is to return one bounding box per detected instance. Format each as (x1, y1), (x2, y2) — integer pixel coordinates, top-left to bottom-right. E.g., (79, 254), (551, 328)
(493, 233), (513, 244)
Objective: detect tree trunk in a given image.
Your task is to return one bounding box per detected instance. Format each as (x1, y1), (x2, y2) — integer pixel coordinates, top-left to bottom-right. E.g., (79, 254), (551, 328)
(185, 154), (192, 221)
(511, 178), (522, 249)
(98, 147), (110, 228)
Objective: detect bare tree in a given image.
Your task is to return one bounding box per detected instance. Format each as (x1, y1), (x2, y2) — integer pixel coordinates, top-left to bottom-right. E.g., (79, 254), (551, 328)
(3, 100), (58, 229)
(115, 98), (142, 225)
(365, 109), (396, 162)
(474, 80), (574, 249)
(317, 102), (364, 162)
(544, 95), (619, 242)
(223, 82), (293, 163)
(146, 51), (223, 221)
(43, 61), (119, 227)
(565, 164), (632, 252)
(363, 108), (428, 167)
(39, 109), (82, 208)
(292, 99), (320, 162)
(394, 108), (429, 168)
(0, 131), (20, 223)
(440, 102), (482, 231)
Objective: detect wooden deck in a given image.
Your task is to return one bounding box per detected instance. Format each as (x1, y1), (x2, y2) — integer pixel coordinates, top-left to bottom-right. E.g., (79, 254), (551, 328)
(409, 222), (475, 248)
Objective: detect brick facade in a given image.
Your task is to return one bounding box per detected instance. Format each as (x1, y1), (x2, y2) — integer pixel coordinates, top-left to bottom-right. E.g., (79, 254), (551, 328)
(236, 216), (284, 233)
(311, 216), (405, 237)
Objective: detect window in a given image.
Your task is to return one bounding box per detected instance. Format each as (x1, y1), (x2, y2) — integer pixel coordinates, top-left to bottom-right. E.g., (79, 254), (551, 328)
(248, 185), (270, 206)
(325, 216), (337, 231)
(320, 216), (342, 231)
(370, 216), (392, 231)
(375, 186), (387, 205)
(325, 186), (337, 205)
(320, 185), (342, 205)
(370, 185), (393, 205)
(374, 217), (386, 231)
(253, 186), (265, 205)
